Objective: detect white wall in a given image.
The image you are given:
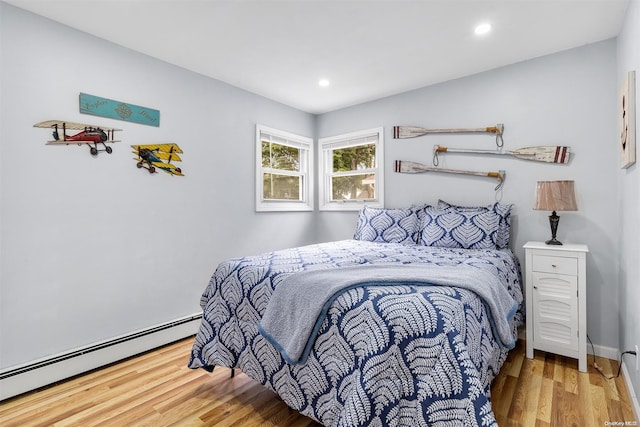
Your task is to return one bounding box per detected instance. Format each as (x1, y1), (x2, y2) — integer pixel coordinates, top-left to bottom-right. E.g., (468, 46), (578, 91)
(616, 0), (640, 409)
(0, 3), (315, 369)
(316, 40), (620, 352)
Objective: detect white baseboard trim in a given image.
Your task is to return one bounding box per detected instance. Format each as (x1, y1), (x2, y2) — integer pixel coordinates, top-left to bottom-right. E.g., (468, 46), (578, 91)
(622, 361), (640, 422)
(0, 313), (202, 401)
(588, 343), (619, 361)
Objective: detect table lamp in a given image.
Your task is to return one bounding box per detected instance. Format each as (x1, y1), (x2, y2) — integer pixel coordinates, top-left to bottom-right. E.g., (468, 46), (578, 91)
(534, 180), (577, 245)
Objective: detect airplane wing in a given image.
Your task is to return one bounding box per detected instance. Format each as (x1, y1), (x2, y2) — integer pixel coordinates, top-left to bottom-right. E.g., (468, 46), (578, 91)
(151, 162), (184, 176)
(131, 151), (181, 162)
(151, 161), (177, 169)
(47, 139), (121, 145)
(130, 143), (183, 154)
(34, 120), (121, 132)
(156, 143), (183, 154)
(153, 151), (182, 162)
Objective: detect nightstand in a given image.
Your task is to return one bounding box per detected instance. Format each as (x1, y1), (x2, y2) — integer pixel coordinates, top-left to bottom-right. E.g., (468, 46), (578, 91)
(523, 241), (589, 372)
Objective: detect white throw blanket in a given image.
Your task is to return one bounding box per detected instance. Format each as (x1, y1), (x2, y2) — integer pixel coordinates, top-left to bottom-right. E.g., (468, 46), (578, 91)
(258, 263), (518, 364)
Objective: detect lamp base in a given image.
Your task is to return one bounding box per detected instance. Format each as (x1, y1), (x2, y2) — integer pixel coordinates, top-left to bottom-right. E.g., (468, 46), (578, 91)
(546, 211), (562, 245)
(545, 237), (563, 245)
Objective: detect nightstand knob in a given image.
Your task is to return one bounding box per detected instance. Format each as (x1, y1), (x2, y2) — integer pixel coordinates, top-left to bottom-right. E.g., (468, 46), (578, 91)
(551, 264), (557, 268)
(533, 286), (538, 290)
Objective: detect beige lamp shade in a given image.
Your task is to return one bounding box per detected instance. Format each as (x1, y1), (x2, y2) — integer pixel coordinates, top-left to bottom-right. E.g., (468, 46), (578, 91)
(534, 180), (577, 212)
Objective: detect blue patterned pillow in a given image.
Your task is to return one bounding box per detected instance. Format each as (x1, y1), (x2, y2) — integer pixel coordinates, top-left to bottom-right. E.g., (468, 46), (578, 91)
(411, 203), (439, 221)
(438, 200), (513, 249)
(419, 209), (499, 249)
(353, 206), (418, 245)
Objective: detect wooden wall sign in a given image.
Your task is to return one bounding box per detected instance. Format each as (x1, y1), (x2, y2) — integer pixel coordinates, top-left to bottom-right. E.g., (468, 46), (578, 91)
(79, 93), (160, 127)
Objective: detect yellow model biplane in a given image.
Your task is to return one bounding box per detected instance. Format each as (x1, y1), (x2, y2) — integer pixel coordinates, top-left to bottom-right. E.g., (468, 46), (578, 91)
(132, 143), (184, 176)
(34, 120), (121, 156)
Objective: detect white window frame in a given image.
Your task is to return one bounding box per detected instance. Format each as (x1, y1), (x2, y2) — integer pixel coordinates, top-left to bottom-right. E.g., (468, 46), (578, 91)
(256, 124), (314, 212)
(319, 127), (384, 211)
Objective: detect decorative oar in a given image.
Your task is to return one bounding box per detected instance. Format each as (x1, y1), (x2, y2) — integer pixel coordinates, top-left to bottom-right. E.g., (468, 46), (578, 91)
(394, 160), (505, 191)
(393, 124), (504, 147)
(432, 145), (570, 166)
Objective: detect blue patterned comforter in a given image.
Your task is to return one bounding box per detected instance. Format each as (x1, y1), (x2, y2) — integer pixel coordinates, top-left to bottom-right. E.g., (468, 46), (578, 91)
(188, 240), (524, 426)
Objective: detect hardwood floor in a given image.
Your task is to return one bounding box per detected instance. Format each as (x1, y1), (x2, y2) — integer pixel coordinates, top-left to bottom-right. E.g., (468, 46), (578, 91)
(0, 337), (636, 426)
(491, 339), (636, 426)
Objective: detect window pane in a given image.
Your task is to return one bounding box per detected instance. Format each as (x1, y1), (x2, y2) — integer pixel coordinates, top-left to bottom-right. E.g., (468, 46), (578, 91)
(331, 174), (375, 200)
(262, 141), (300, 171)
(319, 127), (383, 211)
(332, 144), (376, 172)
(263, 173), (301, 200)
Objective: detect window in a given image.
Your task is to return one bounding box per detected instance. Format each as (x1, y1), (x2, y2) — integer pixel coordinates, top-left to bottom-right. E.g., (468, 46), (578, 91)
(319, 127), (384, 211)
(256, 125), (313, 212)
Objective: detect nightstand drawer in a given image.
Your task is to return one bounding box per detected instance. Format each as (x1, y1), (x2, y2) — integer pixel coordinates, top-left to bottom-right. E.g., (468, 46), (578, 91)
(531, 255), (577, 275)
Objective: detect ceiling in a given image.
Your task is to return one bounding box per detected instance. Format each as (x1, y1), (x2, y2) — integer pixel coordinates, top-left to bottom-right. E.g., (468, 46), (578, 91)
(5, 0), (630, 114)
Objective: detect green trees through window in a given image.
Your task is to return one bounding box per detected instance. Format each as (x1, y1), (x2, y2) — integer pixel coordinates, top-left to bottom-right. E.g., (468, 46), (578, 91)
(319, 128), (384, 210)
(256, 125), (382, 212)
(261, 141), (301, 200)
(330, 144), (376, 201)
(256, 125), (313, 212)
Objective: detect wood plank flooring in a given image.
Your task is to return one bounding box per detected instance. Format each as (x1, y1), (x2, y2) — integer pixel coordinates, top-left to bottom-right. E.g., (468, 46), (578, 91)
(0, 337), (636, 426)
(492, 339), (636, 426)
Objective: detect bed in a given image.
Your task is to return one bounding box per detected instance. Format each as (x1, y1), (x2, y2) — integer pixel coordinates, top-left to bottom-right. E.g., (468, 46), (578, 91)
(188, 201), (524, 426)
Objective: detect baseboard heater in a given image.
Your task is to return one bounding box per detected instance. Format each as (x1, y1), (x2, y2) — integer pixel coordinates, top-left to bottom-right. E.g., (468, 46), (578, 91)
(0, 313), (202, 401)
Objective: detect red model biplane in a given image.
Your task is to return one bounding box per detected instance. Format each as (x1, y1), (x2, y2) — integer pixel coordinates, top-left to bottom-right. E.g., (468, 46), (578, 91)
(34, 120), (121, 156)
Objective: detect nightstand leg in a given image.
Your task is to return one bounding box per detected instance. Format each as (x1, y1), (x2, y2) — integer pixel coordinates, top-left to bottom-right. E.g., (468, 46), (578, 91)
(526, 330), (533, 359)
(579, 355), (587, 372)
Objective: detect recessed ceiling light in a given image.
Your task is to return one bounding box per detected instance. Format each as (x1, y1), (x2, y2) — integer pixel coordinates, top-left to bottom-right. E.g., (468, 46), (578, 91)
(318, 79), (330, 87)
(474, 23), (492, 36)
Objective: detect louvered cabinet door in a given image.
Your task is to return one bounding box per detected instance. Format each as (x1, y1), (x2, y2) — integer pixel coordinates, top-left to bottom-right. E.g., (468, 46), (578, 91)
(531, 272), (578, 351)
(524, 241), (589, 372)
